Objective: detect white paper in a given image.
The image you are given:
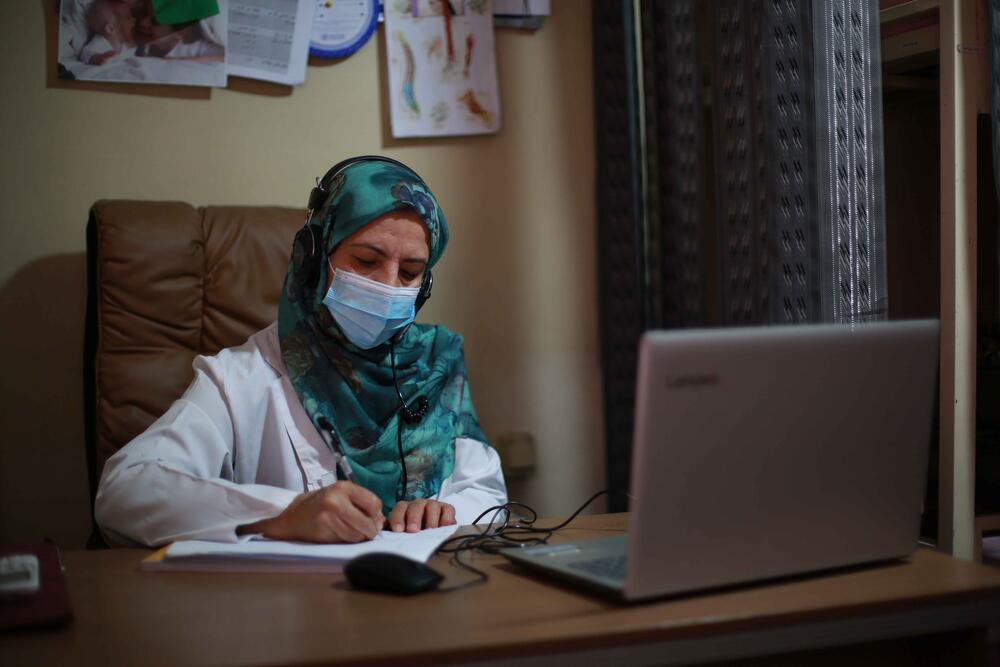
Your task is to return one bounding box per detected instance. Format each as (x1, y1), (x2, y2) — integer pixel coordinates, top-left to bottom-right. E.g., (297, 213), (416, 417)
(165, 525), (459, 566)
(227, 0), (315, 85)
(385, 0), (501, 138)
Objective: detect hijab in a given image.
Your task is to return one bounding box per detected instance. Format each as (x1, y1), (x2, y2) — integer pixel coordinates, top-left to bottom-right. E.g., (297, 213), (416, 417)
(277, 159), (488, 513)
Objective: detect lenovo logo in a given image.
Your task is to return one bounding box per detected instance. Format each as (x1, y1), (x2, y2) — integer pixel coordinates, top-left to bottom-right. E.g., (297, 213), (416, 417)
(665, 374), (719, 389)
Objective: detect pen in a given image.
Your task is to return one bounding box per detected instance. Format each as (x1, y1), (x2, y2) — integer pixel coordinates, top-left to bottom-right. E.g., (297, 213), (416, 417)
(316, 416), (356, 484)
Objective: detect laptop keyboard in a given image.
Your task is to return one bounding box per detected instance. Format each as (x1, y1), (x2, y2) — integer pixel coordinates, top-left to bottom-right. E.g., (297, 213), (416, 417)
(566, 555), (627, 581)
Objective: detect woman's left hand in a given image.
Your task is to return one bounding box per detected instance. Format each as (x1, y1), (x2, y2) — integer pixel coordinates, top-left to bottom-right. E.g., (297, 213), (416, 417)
(387, 499), (457, 532)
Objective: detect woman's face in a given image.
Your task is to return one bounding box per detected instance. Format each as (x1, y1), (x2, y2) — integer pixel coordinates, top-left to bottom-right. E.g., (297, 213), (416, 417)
(327, 209), (430, 290)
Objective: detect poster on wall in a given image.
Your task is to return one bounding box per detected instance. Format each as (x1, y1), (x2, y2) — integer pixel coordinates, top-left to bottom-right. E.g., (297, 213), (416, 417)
(58, 0), (228, 87)
(385, 0), (502, 138)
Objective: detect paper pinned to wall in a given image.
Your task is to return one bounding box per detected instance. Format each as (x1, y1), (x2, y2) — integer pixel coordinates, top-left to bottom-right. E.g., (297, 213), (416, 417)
(57, 0), (228, 87)
(385, 0), (502, 138)
(226, 0), (315, 85)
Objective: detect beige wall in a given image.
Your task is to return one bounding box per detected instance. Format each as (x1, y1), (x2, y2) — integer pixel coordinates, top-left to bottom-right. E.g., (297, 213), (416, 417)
(0, 2), (601, 548)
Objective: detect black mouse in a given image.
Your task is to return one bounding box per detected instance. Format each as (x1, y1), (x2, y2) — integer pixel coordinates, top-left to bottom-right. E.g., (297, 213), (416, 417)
(344, 552), (443, 595)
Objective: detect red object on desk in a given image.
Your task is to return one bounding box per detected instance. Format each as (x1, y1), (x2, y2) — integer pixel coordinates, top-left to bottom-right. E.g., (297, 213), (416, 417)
(0, 543), (73, 631)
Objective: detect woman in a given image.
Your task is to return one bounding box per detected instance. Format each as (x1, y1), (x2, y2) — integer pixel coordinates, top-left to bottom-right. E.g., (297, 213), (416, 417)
(95, 157), (507, 547)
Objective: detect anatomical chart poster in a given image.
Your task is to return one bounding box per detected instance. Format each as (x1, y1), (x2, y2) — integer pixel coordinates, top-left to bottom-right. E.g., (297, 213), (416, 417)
(385, 0), (501, 138)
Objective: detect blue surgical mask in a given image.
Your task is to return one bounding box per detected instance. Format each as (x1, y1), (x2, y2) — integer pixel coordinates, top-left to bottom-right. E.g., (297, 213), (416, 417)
(322, 268), (420, 349)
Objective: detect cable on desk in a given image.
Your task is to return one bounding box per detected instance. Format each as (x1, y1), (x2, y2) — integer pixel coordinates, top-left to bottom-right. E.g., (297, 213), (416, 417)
(434, 489), (620, 592)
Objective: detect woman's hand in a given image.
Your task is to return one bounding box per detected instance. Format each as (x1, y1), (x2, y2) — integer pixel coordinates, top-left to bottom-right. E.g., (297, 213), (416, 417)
(387, 499), (457, 532)
(240, 482), (383, 543)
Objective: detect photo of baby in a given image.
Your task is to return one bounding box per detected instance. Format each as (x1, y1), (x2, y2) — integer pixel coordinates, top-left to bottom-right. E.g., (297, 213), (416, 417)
(58, 0), (227, 87)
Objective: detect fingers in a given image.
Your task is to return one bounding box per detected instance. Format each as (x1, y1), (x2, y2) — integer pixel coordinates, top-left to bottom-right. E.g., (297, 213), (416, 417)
(339, 498), (382, 541)
(326, 513), (366, 543)
(423, 501), (442, 529)
(403, 500), (457, 531)
(276, 487), (459, 541)
(386, 499), (460, 532)
(389, 501), (407, 532)
(337, 485), (382, 540)
(420, 501), (455, 528)
(330, 503), (379, 542)
(440, 503), (456, 526)
(391, 501), (422, 532)
(344, 482), (383, 521)
(302, 485), (381, 543)
(404, 500), (428, 532)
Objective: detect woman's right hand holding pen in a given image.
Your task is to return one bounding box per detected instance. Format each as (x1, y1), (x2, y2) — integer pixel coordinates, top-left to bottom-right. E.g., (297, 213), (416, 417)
(239, 482), (383, 543)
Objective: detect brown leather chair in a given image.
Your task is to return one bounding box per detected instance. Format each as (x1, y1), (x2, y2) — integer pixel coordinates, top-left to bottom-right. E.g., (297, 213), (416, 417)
(83, 201), (304, 546)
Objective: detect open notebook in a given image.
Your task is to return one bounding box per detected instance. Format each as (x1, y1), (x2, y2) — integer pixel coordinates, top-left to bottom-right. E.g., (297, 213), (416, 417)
(141, 525), (458, 574)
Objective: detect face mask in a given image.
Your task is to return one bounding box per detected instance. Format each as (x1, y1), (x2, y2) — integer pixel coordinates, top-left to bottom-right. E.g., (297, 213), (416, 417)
(322, 267), (420, 349)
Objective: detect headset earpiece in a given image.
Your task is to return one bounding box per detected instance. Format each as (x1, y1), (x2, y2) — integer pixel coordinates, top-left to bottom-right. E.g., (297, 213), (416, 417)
(291, 224), (321, 289)
(415, 271), (433, 313)
(307, 184), (327, 212)
(390, 270), (433, 345)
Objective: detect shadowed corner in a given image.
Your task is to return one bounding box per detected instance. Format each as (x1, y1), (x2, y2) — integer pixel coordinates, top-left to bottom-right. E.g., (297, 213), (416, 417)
(308, 53), (350, 69)
(0, 252), (92, 548)
(227, 76), (294, 98)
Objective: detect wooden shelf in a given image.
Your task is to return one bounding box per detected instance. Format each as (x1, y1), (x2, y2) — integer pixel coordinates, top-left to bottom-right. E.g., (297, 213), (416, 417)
(880, 0), (941, 73)
(880, 0), (940, 26)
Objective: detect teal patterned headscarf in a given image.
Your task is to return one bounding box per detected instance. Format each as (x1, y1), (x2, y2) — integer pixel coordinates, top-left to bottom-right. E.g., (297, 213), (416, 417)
(278, 159), (488, 513)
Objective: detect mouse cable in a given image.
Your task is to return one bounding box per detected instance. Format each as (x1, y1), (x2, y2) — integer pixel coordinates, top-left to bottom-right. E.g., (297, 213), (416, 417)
(434, 488), (624, 593)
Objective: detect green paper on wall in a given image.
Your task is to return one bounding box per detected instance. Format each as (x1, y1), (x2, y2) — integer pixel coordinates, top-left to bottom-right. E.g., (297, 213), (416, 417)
(151, 0), (220, 25)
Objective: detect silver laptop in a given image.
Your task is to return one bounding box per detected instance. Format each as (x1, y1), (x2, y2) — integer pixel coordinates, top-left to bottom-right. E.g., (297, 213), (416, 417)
(503, 320), (939, 601)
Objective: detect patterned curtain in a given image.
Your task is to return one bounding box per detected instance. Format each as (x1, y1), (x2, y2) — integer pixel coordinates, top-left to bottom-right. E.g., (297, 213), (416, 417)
(594, 0), (888, 509)
(594, 0), (645, 508)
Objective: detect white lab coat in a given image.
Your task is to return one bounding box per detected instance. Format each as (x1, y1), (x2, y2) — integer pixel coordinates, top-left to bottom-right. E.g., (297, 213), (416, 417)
(95, 323), (507, 547)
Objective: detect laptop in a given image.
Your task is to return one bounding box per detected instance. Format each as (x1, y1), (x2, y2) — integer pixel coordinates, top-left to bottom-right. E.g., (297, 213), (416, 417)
(503, 320), (939, 601)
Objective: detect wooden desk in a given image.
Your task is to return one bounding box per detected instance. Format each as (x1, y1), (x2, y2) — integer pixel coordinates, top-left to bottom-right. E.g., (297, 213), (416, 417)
(4, 514), (1000, 666)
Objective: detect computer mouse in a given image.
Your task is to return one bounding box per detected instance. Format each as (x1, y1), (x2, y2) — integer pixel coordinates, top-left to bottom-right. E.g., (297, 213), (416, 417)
(344, 552), (443, 596)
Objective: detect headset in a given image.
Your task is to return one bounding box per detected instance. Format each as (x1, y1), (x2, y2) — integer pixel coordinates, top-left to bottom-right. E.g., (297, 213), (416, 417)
(297, 155), (433, 500)
(293, 155), (433, 313)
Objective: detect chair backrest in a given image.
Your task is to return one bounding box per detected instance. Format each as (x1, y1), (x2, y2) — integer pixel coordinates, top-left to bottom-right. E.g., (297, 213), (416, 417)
(84, 200), (304, 525)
